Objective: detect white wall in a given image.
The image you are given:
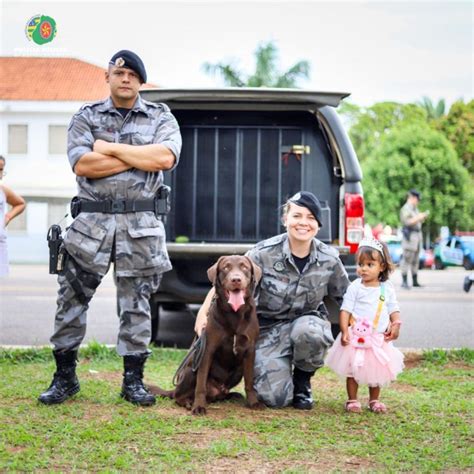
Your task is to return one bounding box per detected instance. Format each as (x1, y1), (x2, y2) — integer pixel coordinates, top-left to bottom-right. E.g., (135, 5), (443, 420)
(0, 100), (83, 263)
(0, 100), (82, 197)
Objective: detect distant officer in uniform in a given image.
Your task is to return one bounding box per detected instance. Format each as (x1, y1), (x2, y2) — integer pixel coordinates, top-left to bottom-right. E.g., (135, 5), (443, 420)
(195, 192), (349, 409)
(400, 189), (429, 289)
(38, 50), (182, 406)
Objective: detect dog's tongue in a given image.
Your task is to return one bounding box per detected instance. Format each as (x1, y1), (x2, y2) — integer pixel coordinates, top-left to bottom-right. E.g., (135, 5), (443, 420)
(228, 290), (246, 312)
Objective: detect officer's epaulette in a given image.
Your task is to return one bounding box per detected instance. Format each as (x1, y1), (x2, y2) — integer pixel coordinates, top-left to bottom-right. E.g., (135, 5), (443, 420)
(316, 240), (340, 258)
(141, 99), (170, 113)
(254, 233), (287, 250)
(78, 99), (107, 111)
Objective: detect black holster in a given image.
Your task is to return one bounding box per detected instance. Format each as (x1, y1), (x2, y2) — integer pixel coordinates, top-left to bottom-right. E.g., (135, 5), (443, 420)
(402, 226), (414, 241)
(47, 225), (67, 274)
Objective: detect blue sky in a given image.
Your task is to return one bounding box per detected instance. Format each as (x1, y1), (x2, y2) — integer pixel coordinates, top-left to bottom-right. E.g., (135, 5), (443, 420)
(1, 0), (472, 107)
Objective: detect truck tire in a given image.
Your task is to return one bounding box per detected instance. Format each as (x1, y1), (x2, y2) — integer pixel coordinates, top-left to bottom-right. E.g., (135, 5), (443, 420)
(463, 257), (473, 271)
(434, 257), (445, 270)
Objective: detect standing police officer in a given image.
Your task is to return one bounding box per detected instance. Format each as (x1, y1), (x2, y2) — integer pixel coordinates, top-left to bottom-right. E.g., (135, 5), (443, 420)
(400, 189), (428, 289)
(38, 50), (182, 406)
(195, 192), (349, 409)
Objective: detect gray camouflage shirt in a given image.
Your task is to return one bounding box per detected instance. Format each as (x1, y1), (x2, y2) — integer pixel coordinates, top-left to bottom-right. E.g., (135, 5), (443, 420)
(400, 201), (423, 251)
(65, 95), (182, 277)
(246, 233), (350, 325)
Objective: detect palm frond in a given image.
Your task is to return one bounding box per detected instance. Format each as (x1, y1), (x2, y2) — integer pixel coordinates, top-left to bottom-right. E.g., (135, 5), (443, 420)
(202, 61), (245, 87)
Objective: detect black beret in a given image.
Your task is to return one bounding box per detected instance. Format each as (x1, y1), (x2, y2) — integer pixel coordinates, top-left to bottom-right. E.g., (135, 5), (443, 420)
(408, 189), (421, 200)
(289, 191), (323, 227)
(109, 50), (147, 83)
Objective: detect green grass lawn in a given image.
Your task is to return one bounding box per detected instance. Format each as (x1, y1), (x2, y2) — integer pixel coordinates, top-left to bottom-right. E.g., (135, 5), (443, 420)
(1, 345), (472, 473)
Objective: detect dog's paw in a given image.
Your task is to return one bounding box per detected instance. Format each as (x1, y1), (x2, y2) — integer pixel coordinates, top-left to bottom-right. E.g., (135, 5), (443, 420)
(247, 400), (266, 410)
(192, 405), (207, 416)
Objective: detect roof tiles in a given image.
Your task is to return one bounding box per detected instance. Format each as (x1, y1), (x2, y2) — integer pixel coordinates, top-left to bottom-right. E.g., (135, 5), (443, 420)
(0, 57), (154, 101)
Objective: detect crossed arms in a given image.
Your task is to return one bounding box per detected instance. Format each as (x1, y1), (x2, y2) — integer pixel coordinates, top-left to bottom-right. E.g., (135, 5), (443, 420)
(74, 139), (176, 179)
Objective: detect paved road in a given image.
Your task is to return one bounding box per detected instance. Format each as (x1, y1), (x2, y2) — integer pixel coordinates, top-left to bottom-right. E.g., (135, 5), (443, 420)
(0, 265), (472, 350)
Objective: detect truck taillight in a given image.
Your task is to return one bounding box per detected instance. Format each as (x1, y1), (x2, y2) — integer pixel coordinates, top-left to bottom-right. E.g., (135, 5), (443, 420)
(345, 193), (364, 254)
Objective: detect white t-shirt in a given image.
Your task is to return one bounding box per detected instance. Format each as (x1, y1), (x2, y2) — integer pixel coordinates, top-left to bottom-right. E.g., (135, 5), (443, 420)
(341, 279), (400, 333)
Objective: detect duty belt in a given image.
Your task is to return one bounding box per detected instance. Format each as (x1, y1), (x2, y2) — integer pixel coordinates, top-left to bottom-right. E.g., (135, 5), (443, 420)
(71, 195), (170, 221)
(77, 199), (156, 214)
(70, 190), (170, 218)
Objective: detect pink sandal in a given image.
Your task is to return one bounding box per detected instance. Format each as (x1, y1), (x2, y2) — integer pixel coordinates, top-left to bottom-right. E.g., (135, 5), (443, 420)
(345, 400), (362, 413)
(368, 400), (387, 413)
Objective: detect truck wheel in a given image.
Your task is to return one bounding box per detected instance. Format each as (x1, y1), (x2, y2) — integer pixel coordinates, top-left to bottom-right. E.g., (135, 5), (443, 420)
(434, 257), (445, 270)
(463, 257), (473, 271)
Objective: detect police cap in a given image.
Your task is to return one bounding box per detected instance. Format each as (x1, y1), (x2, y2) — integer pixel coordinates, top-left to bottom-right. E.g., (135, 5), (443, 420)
(408, 189), (421, 200)
(109, 50), (147, 83)
(289, 191), (323, 227)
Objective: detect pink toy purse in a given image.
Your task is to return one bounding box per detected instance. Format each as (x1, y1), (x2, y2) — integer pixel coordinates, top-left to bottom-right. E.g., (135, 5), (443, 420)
(349, 284), (389, 367)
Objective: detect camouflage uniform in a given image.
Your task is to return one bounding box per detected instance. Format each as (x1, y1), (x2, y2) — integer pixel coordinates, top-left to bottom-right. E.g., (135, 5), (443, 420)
(246, 233), (349, 407)
(51, 95), (181, 356)
(400, 201), (422, 277)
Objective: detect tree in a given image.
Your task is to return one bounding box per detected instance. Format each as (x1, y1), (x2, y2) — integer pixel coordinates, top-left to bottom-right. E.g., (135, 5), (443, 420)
(435, 99), (474, 175)
(417, 96), (446, 120)
(339, 102), (427, 163)
(202, 41), (310, 88)
(362, 124), (473, 237)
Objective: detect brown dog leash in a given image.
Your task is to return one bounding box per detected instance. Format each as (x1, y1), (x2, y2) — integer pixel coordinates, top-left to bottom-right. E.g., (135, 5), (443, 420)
(172, 331), (207, 386)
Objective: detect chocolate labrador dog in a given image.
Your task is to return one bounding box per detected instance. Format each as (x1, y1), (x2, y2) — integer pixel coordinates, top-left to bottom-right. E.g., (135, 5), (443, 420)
(153, 255), (264, 415)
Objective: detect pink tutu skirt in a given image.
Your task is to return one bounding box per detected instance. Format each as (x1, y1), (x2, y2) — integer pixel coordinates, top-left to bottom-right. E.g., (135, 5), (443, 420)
(325, 332), (404, 387)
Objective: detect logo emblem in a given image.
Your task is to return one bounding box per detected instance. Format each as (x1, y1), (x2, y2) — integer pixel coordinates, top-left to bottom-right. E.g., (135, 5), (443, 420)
(25, 15), (57, 45)
(273, 261), (285, 272)
(114, 57), (125, 67)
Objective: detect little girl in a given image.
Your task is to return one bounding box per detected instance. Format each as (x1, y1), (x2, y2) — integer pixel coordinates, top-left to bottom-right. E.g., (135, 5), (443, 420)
(325, 237), (404, 413)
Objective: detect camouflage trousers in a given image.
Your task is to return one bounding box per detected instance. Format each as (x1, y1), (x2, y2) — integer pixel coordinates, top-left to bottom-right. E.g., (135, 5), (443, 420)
(254, 315), (334, 408)
(400, 248), (420, 276)
(50, 255), (162, 356)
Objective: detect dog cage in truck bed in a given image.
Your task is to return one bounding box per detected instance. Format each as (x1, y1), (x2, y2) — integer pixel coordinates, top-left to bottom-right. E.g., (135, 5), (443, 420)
(166, 112), (335, 244)
(139, 88), (363, 322)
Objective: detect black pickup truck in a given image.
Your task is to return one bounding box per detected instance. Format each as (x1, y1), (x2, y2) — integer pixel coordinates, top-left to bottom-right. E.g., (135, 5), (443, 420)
(139, 88), (364, 345)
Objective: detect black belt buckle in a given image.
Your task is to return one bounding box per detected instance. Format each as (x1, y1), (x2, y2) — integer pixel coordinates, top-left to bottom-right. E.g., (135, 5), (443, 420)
(110, 200), (126, 213)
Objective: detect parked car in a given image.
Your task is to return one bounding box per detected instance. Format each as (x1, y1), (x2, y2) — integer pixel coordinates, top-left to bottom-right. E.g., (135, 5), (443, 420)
(420, 248), (434, 269)
(382, 236), (403, 265)
(140, 88), (364, 344)
(434, 235), (474, 270)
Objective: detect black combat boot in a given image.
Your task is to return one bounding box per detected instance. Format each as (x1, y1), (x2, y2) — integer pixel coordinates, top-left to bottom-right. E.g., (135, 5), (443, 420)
(38, 350), (80, 405)
(412, 274), (423, 287)
(292, 367), (315, 410)
(121, 354), (156, 406)
(401, 274), (410, 289)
